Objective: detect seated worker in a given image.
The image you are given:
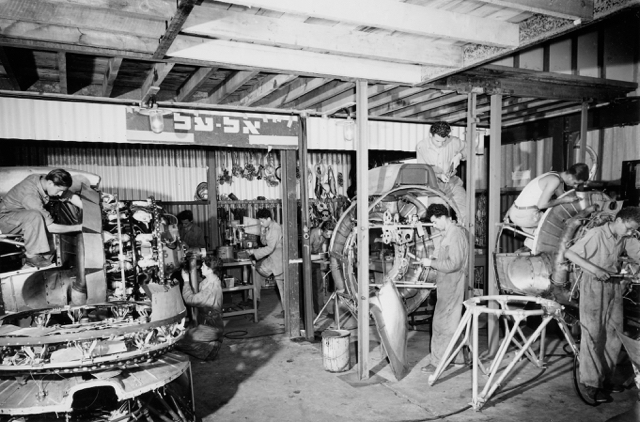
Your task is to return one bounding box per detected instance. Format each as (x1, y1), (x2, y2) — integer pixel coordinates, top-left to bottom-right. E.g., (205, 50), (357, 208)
(419, 204), (469, 373)
(177, 209), (206, 249)
(177, 256), (224, 361)
(0, 168), (83, 268)
(416, 121), (468, 224)
(309, 220), (336, 315)
(505, 163), (589, 249)
(247, 208), (284, 316)
(564, 206), (640, 403)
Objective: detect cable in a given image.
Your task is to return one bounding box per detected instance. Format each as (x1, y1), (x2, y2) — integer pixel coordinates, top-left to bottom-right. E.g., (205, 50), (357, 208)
(224, 330), (286, 340)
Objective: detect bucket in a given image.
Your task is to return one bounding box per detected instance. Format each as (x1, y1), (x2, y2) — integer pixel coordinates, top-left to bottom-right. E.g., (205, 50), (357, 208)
(322, 329), (351, 372)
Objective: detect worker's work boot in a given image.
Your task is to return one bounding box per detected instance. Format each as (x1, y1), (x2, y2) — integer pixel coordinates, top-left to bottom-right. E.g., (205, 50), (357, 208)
(71, 288), (87, 306)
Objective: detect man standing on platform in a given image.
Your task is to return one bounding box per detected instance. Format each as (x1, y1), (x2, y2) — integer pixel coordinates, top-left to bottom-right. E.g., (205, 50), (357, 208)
(420, 204), (469, 373)
(416, 121), (467, 224)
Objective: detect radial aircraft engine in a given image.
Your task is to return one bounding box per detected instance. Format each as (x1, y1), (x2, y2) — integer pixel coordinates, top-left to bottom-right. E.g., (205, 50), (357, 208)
(327, 163), (462, 380)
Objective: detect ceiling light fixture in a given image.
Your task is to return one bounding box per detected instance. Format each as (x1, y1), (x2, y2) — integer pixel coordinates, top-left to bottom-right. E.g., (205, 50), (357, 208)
(137, 96), (172, 134)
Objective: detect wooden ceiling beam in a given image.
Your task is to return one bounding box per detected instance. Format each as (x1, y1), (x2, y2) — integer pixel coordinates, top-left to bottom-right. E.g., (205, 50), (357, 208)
(476, 0), (593, 21)
(183, 8), (463, 67)
(501, 104), (584, 127)
(56, 51), (67, 94)
(23, 0), (176, 20)
(253, 77), (330, 108)
(0, 18), (159, 55)
(141, 62), (175, 104)
(175, 66), (217, 102)
(230, 74), (298, 107)
(207, 70), (258, 105)
(153, 0), (198, 59)
(0, 46), (21, 90)
(217, 0), (519, 47)
(102, 57), (123, 98)
(168, 38), (426, 85)
(368, 87), (423, 111)
(0, 0), (166, 39)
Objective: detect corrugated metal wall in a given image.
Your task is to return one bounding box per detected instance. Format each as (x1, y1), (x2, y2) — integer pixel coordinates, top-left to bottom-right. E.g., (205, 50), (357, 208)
(307, 117), (465, 151)
(585, 125), (640, 182)
(0, 97), (127, 143)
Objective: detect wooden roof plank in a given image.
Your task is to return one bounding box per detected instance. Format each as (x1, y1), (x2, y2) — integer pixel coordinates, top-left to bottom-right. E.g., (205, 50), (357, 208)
(253, 77), (331, 108)
(0, 46), (21, 90)
(153, 0), (198, 59)
(399, 93), (469, 118)
(168, 39), (426, 85)
(217, 0), (520, 47)
(102, 57), (123, 98)
(476, 0), (593, 21)
(207, 70), (259, 105)
(175, 66), (217, 102)
(56, 51), (67, 94)
(314, 84), (393, 115)
(285, 81), (354, 110)
(231, 74), (299, 107)
(30, 0), (176, 20)
(183, 7), (463, 67)
(141, 62), (175, 104)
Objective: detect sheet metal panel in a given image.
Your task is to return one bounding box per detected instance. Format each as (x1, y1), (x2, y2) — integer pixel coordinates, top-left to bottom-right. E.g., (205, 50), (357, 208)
(0, 97), (126, 143)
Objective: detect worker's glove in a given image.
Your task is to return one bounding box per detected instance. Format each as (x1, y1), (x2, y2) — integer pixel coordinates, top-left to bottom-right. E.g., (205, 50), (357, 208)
(181, 269), (190, 282)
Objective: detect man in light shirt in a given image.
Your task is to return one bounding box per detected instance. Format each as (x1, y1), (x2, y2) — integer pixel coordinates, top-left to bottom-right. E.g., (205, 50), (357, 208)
(416, 121), (467, 224)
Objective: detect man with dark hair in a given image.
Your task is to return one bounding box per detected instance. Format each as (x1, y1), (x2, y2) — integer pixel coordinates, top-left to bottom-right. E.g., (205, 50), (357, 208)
(309, 220), (336, 315)
(416, 121), (468, 224)
(177, 209), (206, 249)
(0, 168), (83, 268)
(564, 206), (640, 403)
(250, 208), (284, 315)
(420, 203), (469, 373)
(506, 163), (590, 249)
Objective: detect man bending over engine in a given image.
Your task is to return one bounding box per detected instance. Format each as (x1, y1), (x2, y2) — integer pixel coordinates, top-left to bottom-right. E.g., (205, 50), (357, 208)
(564, 206), (640, 403)
(419, 204), (469, 373)
(0, 168), (83, 268)
(506, 163), (589, 250)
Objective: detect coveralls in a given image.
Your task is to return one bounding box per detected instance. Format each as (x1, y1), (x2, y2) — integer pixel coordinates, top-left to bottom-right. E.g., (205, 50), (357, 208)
(425, 222), (469, 367)
(178, 272), (224, 360)
(416, 135), (467, 224)
(0, 174), (72, 257)
(253, 220), (283, 302)
(567, 224), (640, 389)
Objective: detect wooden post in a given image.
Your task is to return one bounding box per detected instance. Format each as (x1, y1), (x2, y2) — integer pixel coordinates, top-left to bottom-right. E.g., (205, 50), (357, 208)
(487, 93), (502, 356)
(356, 80), (370, 380)
(465, 92), (477, 300)
(299, 116), (315, 340)
(207, 150), (219, 249)
(281, 148), (301, 336)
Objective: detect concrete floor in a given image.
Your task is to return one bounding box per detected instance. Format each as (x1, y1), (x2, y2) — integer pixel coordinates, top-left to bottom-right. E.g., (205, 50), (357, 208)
(191, 288), (638, 422)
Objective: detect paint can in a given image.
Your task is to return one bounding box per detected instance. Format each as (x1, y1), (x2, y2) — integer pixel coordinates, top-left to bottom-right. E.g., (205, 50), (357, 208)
(322, 329), (351, 372)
